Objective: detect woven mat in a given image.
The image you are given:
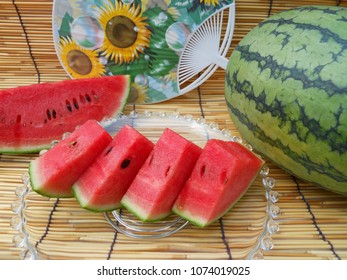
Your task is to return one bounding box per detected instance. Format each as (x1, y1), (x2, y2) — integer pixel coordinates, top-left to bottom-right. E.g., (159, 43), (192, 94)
(1, 0), (347, 260)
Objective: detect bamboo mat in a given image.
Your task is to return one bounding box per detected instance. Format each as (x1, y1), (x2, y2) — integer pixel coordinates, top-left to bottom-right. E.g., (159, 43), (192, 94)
(1, 0), (347, 260)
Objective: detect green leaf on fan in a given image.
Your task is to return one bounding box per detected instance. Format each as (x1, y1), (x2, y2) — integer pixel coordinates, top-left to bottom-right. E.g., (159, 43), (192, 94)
(177, 8), (199, 26)
(59, 12), (73, 37)
(142, 7), (179, 75)
(107, 51), (154, 76)
(169, 0), (191, 9)
(147, 88), (167, 103)
(169, 0), (200, 25)
(149, 57), (177, 77)
(143, 6), (176, 30)
(132, 0), (143, 9)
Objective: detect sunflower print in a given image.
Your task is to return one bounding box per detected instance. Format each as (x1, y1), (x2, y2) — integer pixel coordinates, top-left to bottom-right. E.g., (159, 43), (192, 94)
(128, 83), (149, 104)
(97, 0), (151, 64)
(200, 0), (220, 6)
(59, 37), (106, 79)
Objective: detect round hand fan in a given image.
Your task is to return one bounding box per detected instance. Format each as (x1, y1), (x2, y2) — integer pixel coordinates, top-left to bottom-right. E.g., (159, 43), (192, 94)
(52, 0), (235, 104)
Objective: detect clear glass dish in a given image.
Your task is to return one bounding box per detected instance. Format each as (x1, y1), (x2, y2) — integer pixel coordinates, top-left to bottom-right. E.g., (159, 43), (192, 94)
(11, 111), (280, 260)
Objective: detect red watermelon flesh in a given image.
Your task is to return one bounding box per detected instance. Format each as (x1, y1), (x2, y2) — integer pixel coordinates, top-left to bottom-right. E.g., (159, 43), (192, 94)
(172, 139), (264, 227)
(121, 128), (202, 222)
(72, 125), (154, 212)
(0, 75), (130, 154)
(29, 120), (112, 198)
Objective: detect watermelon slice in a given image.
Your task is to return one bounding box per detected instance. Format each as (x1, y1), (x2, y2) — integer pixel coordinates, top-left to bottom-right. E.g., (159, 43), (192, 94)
(0, 75), (130, 154)
(172, 139), (265, 227)
(121, 128), (202, 222)
(72, 125), (154, 212)
(29, 120), (112, 198)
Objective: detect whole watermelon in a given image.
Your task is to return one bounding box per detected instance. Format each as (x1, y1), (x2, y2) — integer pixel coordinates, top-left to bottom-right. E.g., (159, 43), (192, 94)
(225, 6), (347, 195)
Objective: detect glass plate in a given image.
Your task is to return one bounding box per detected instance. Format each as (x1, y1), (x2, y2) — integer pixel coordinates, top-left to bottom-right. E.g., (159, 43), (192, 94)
(11, 111), (280, 260)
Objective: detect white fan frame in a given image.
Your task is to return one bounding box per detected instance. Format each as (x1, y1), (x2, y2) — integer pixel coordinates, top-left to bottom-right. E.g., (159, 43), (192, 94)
(178, 3), (235, 95)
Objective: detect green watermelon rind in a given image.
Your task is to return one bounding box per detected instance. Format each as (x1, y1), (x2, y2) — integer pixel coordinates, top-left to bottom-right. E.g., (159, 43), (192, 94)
(29, 160), (74, 198)
(121, 196), (171, 222)
(1, 144), (50, 155)
(172, 171), (262, 228)
(72, 183), (121, 212)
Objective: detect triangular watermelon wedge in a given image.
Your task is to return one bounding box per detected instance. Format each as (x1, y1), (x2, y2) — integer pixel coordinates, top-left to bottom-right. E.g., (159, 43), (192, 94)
(72, 125), (154, 212)
(121, 128), (202, 222)
(0, 75), (130, 154)
(173, 139), (265, 227)
(29, 120), (112, 198)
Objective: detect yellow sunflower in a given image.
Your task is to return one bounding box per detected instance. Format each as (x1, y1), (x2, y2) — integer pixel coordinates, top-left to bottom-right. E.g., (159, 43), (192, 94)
(59, 37), (106, 79)
(128, 83), (149, 104)
(97, 1), (151, 64)
(200, 0), (220, 6)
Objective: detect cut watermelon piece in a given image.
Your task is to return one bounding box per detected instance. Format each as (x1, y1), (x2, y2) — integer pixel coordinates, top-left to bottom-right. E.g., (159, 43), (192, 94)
(0, 75), (130, 154)
(172, 139), (265, 227)
(121, 128), (202, 222)
(72, 125), (154, 212)
(29, 120), (112, 198)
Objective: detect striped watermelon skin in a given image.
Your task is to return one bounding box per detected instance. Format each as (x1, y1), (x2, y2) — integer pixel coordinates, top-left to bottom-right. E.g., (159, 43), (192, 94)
(225, 6), (347, 195)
